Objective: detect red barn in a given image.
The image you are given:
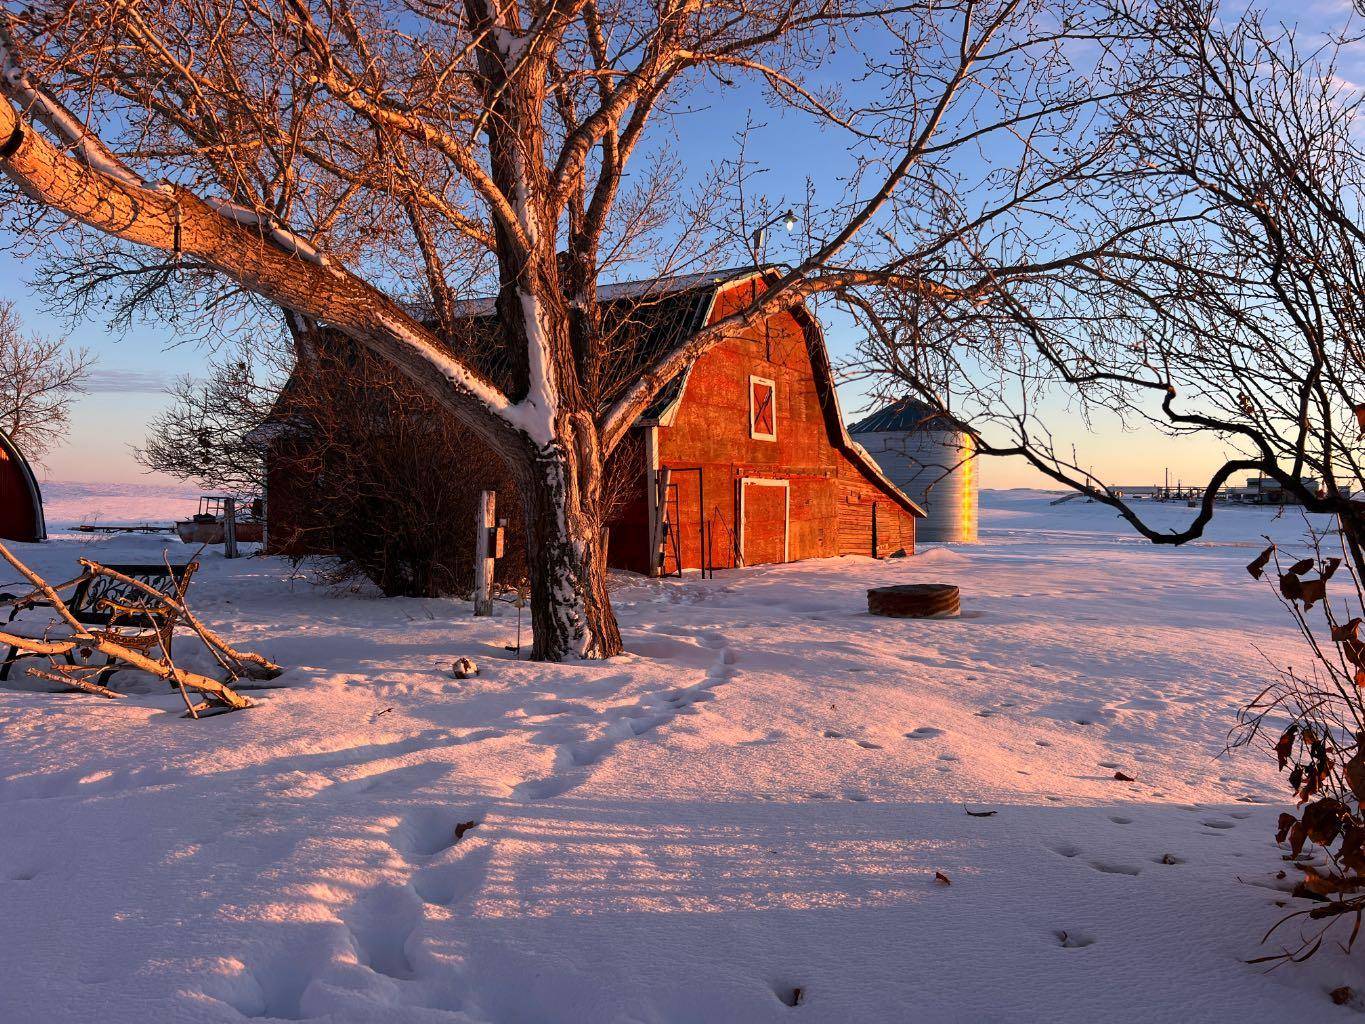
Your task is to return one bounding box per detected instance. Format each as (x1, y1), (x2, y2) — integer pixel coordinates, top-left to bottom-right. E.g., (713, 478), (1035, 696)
(0, 429), (45, 543)
(260, 267), (921, 581)
(604, 269), (923, 574)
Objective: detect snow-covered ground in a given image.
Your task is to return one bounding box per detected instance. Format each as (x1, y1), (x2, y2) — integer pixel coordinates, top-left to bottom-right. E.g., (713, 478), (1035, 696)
(1, 490), (1361, 1022)
(38, 479), (198, 528)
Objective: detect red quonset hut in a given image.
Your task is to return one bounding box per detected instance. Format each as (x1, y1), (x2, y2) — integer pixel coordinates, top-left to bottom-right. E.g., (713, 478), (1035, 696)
(0, 429), (45, 543)
(260, 267), (922, 579)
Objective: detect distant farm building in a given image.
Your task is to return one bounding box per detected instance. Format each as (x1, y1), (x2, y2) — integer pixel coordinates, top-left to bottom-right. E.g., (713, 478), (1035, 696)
(849, 399), (978, 543)
(0, 429), (45, 543)
(1227, 475), (1324, 506)
(260, 268), (923, 584)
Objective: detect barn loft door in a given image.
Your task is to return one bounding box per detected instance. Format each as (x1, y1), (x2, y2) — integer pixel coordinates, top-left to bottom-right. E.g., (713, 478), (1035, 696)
(739, 478), (789, 566)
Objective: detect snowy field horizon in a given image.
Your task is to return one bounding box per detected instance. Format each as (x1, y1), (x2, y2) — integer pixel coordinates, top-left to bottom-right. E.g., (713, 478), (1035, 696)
(3, 486), (1361, 1021)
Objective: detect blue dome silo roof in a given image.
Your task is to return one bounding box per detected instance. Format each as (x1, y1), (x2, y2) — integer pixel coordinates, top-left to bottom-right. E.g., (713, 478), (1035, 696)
(847, 398), (954, 434)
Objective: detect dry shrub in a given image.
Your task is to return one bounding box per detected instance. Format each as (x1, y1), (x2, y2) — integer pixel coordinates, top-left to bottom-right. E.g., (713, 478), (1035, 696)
(1235, 529), (1365, 962)
(265, 339), (525, 599)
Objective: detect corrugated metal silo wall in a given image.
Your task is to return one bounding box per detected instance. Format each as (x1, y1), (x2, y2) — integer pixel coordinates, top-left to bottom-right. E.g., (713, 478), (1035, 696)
(851, 429), (978, 542)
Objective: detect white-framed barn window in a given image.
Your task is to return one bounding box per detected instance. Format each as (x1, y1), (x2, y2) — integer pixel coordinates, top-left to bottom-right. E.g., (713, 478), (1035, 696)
(749, 375), (777, 441)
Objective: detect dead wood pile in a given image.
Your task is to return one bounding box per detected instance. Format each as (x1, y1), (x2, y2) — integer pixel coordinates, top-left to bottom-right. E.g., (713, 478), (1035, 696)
(0, 539), (281, 717)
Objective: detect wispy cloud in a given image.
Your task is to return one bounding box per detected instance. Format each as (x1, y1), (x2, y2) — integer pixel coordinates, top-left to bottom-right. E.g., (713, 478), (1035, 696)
(83, 368), (170, 394)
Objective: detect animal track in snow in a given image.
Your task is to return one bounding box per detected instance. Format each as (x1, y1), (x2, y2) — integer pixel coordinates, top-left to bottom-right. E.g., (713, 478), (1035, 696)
(1109, 816), (1133, 825)
(1201, 819), (1236, 830)
(1088, 860), (1141, 876)
(1056, 930), (1095, 948)
(1050, 843), (1081, 858)
(906, 727), (945, 740)
(512, 641), (742, 803)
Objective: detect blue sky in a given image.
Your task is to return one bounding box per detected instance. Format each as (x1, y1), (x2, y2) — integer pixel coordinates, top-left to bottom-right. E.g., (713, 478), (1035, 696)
(1, 0), (1355, 491)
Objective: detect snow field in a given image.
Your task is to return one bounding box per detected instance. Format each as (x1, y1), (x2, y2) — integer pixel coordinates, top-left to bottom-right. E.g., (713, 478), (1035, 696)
(0, 491), (1361, 1022)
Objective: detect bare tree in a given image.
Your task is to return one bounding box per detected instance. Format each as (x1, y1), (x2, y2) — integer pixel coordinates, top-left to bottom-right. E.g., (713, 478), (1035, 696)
(0, 0), (1169, 659)
(135, 344), (281, 498)
(847, 1), (1365, 568)
(0, 299), (90, 462)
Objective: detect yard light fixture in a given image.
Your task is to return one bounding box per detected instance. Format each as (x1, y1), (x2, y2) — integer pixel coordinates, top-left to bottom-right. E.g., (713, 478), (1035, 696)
(751, 209), (799, 252)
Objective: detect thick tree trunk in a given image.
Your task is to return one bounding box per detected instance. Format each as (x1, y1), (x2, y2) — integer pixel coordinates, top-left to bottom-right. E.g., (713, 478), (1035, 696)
(516, 440), (622, 661)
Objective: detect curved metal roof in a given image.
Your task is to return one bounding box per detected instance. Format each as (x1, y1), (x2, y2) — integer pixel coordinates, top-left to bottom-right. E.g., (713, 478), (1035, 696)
(0, 428), (46, 542)
(848, 398), (957, 434)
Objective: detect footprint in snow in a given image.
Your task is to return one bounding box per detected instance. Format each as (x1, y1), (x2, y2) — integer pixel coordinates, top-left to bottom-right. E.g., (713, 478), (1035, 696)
(906, 727), (945, 740)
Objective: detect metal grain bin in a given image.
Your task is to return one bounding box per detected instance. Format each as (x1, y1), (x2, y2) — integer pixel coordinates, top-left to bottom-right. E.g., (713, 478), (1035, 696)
(849, 399), (978, 543)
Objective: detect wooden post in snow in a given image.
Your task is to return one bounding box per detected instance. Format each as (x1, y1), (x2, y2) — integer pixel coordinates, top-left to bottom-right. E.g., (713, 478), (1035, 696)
(651, 468), (672, 576)
(473, 490), (496, 616)
(223, 496), (239, 560)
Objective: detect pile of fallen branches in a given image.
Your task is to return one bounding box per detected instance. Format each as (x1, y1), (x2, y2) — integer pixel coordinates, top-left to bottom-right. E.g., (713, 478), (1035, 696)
(0, 539), (280, 717)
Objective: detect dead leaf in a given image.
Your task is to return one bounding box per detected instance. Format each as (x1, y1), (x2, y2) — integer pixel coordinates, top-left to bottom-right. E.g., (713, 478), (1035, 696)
(1113, 771), (1135, 782)
(934, 871), (952, 886)
(1291, 879), (1331, 902)
(454, 820), (479, 840)
(1342, 823), (1365, 874)
(1289, 557), (1316, 576)
(1299, 864), (1365, 896)
(1299, 577), (1328, 609)
(1280, 572), (1304, 602)
(1290, 820), (1310, 858)
(1332, 987), (1354, 1007)
(1333, 618), (1362, 643)
(1346, 752), (1365, 802)
(1276, 724), (1298, 770)
(964, 807), (997, 817)
(1248, 544), (1275, 579)
(1276, 812), (1297, 843)
(1302, 798), (1348, 844)
(1324, 558), (1343, 581)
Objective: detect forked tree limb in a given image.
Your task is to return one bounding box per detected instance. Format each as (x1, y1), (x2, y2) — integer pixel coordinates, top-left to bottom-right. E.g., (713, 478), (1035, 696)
(0, 625), (253, 708)
(79, 560), (282, 680)
(0, 89), (524, 458)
